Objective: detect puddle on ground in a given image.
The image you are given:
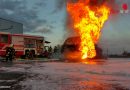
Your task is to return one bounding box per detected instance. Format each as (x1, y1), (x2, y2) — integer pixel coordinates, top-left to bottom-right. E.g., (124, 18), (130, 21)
(0, 72), (26, 90)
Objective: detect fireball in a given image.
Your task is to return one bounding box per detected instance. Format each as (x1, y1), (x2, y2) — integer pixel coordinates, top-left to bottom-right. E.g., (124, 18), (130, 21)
(67, 0), (110, 59)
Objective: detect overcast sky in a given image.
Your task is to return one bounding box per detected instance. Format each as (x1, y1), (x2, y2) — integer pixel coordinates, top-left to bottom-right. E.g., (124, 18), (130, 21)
(0, 0), (130, 54)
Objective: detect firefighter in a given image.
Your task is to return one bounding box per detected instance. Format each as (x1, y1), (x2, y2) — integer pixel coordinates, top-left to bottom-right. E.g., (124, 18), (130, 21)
(53, 46), (58, 53)
(29, 50), (34, 60)
(48, 46), (52, 58)
(43, 49), (49, 58)
(5, 44), (15, 62)
(25, 50), (30, 59)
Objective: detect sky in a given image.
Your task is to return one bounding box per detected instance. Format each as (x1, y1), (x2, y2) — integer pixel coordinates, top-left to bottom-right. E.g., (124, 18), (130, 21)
(0, 0), (130, 54)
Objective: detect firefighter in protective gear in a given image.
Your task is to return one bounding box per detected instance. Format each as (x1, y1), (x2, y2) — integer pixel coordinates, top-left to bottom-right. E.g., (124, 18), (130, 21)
(5, 44), (15, 62)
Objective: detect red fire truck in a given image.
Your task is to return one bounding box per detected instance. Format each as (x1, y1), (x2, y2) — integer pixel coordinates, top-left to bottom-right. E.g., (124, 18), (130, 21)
(0, 32), (44, 58)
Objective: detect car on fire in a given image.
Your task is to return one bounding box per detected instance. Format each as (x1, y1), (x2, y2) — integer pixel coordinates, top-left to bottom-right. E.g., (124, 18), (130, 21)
(61, 36), (104, 62)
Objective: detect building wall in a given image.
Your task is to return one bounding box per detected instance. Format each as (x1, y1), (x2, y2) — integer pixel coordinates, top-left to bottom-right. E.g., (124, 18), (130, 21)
(0, 18), (23, 34)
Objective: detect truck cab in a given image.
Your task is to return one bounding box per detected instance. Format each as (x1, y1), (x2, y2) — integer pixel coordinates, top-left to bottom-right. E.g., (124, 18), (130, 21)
(0, 32), (11, 57)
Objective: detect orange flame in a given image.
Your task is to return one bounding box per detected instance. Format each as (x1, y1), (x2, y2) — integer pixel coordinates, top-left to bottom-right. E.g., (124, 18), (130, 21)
(67, 0), (110, 59)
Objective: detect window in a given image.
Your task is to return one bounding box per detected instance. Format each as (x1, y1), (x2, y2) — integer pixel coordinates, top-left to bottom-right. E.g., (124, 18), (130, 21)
(1, 35), (8, 43)
(24, 38), (36, 48)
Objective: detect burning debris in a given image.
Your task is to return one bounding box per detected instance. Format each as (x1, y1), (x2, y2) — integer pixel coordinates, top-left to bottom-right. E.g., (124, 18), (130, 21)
(67, 0), (111, 59)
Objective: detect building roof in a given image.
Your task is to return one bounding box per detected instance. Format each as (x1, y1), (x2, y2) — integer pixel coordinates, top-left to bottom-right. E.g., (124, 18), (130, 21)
(0, 18), (22, 25)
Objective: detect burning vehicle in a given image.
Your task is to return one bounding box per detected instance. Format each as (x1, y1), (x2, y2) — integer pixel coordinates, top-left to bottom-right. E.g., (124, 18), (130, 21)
(61, 36), (104, 62)
(65, 0), (111, 61)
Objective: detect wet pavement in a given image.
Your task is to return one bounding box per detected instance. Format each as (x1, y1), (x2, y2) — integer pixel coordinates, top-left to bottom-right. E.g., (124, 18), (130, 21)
(0, 59), (130, 90)
(0, 72), (26, 90)
(0, 61), (27, 90)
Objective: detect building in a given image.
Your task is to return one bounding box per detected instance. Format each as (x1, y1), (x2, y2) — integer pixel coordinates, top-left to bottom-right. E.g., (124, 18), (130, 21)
(0, 18), (23, 34)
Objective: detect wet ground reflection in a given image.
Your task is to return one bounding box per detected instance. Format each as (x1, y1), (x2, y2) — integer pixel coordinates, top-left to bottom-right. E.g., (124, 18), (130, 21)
(82, 59), (106, 65)
(59, 81), (129, 90)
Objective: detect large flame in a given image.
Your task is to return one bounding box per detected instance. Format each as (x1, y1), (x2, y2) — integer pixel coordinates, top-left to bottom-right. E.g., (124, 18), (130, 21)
(67, 0), (110, 59)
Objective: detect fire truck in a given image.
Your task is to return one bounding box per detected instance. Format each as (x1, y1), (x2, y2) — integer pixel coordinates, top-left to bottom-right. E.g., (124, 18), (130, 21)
(0, 32), (44, 58)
